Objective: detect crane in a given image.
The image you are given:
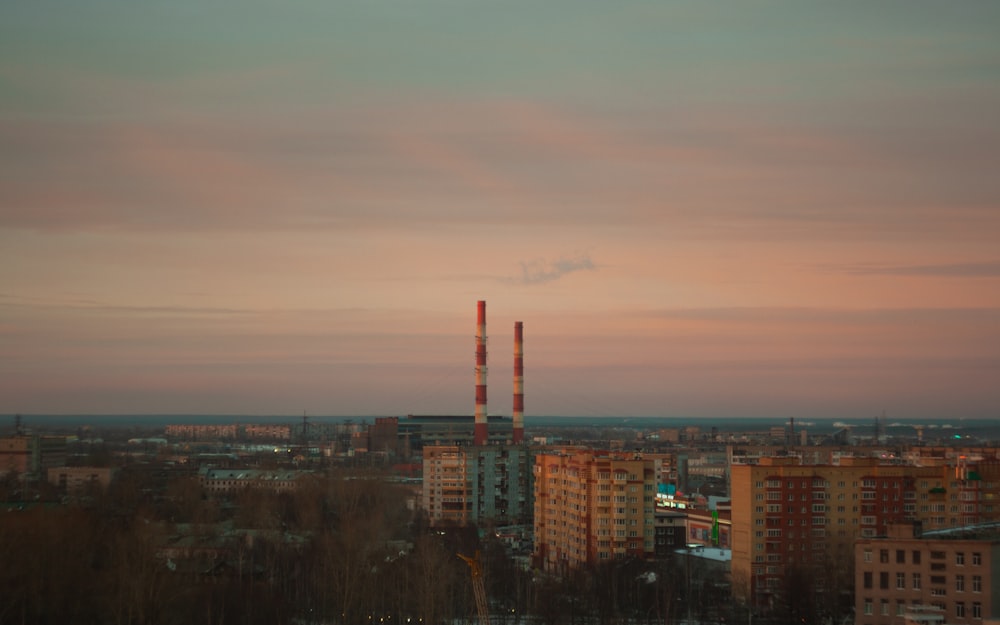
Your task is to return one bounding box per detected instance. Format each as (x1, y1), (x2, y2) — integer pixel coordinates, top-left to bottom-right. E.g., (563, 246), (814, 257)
(458, 551), (490, 625)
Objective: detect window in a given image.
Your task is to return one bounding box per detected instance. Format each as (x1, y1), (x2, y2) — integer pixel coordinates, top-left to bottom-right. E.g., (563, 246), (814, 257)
(880, 572), (889, 590)
(957, 575), (965, 592)
(897, 572), (906, 590)
(972, 575), (981, 593)
(957, 552), (965, 565)
(913, 550), (921, 565)
(913, 573), (922, 590)
(880, 549), (890, 563)
(972, 552), (982, 566)
(957, 602), (966, 618)
(864, 572), (873, 589)
(863, 599), (873, 616)
(973, 602), (982, 619)
(881, 600), (889, 616)
(863, 549), (872, 563)
(896, 549), (905, 564)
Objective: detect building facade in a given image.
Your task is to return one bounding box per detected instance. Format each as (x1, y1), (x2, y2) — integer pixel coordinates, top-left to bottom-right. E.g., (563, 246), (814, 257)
(534, 449), (658, 574)
(421, 444), (535, 527)
(0, 435), (67, 479)
(730, 456), (1000, 609)
(47, 466), (118, 494)
(855, 522), (1000, 625)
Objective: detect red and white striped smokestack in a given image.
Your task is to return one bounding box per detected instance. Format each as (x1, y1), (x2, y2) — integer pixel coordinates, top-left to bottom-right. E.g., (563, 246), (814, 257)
(474, 300), (488, 446)
(512, 321), (524, 444)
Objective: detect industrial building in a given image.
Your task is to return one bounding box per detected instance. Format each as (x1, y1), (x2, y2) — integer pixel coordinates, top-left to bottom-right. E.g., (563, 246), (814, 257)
(420, 301), (533, 527)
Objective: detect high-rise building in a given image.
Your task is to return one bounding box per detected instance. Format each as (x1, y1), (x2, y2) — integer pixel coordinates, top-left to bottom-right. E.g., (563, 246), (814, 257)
(731, 455), (1000, 609)
(534, 449), (659, 574)
(422, 444), (535, 527)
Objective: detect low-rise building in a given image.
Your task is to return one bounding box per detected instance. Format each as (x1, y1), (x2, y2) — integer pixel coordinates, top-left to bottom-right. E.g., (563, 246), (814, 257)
(199, 468), (309, 495)
(47, 466), (118, 493)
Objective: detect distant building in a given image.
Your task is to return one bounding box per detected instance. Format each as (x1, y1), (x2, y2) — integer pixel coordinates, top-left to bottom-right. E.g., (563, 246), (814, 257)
(0, 435), (67, 479)
(402, 415), (515, 451)
(166, 424), (238, 440)
(47, 466), (118, 494)
(855, 522), (1000, 625)
(243, 424), (292, 441)
(367, 417), (403, 456)
(421, 444), (535, 527)
(198, 468), (310, 496)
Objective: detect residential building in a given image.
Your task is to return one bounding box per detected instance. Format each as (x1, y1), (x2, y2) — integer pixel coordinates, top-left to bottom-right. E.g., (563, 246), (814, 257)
(534, 449), (658, 574)
(732, 456), (953, 609)
(0, 434), (67, 479)
(855, 522), (1000, 625)
(421, 444), (535, 527)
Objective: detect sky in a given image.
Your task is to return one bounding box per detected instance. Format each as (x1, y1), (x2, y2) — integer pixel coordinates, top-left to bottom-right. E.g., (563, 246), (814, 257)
(2, 1), (999, 420)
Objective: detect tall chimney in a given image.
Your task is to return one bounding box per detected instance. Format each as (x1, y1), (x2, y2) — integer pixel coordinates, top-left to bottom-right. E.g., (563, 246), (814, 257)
(512, 321), (524, 444)
(474, 300), (488, 446)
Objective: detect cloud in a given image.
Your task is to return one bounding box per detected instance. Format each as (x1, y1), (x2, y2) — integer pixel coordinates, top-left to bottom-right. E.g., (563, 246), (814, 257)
(518, 254), (595, 284)
(842, 261), (1000, 278)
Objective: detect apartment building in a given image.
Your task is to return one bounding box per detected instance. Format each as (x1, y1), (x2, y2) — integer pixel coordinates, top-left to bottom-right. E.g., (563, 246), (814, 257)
(534, 449), (658, 574)
(421, 444), (535, 527)
(855, 522), (1000, 625)
(731, 456), (971, 608)
(0, 434), (67, 478)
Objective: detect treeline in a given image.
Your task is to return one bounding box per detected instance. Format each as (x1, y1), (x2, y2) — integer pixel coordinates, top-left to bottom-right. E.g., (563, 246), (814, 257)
(0, 467), (493, 625)
(0, 465), (849, 625)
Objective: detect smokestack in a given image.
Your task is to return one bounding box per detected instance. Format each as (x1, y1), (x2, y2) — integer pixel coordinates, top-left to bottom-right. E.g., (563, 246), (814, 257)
(474, 300), (488, 446)
(512, 321), (524, 444)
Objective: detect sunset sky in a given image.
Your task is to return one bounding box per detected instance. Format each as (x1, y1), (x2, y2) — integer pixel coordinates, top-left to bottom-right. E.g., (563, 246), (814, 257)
(2, 1), (999, 420)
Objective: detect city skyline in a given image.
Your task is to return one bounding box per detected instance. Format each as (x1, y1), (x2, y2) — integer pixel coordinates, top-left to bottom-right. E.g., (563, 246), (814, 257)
(2, 2), (999, 419)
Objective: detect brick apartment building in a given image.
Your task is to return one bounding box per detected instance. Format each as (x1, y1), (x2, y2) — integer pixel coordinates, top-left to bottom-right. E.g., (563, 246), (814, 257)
(855, 522), (1000, 625)
(731, 455), (1000, 610)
